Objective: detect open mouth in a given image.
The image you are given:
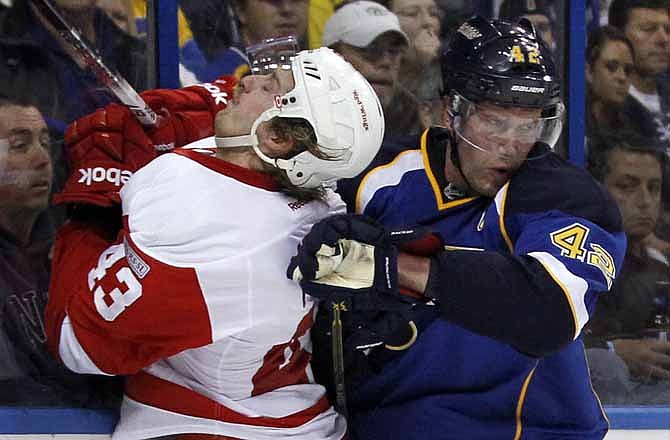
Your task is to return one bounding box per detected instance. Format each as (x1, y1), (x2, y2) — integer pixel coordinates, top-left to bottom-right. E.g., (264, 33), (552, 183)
(489, 167), (511, 179)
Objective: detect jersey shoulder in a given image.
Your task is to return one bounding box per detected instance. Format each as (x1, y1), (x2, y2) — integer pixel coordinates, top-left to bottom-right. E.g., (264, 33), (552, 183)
(506, 151), (622, 233)
(357, 149), (424, 212)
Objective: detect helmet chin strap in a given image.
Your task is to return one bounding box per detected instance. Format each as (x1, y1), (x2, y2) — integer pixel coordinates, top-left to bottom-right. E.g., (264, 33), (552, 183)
(446, 117), (475, 198)
(214, 109), (269, 150)
(213, 110), (298, 177)
(214, 134), (257, 148)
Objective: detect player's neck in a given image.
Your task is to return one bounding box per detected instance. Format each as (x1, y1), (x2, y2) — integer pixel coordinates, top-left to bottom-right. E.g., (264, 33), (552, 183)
(216, 147), (265, 172)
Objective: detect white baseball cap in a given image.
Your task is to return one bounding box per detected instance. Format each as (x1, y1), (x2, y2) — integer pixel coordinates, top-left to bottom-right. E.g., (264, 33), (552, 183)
(322, 1), (409, 48)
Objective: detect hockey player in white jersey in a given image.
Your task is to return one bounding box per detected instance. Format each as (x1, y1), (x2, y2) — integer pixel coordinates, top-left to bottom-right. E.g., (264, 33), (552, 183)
(45, 47), (384, 439)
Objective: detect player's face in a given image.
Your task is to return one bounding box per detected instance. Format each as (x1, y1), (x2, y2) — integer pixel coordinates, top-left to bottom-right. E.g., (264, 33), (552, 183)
(587, 40), (634, 105)
(603, 148), (662, 242)
(237, 0), (309, 45)
(215, 69), (295, 138)
(0, 105), (53, 214)
(336, 34), (406, 111)
(453, 103), (541, 197)
(624, 8), (670, 77)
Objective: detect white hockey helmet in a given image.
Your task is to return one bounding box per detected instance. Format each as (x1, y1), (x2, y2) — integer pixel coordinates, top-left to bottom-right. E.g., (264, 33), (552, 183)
(215, 47), (385, 188)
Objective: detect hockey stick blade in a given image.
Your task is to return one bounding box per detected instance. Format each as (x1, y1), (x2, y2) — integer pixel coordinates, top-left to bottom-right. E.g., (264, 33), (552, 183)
(30, 0), (158, 127)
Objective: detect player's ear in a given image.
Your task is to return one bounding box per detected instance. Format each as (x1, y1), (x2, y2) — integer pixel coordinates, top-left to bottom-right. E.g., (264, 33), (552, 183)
(256, 120), (296, 158)
(440, 95), (454, 131)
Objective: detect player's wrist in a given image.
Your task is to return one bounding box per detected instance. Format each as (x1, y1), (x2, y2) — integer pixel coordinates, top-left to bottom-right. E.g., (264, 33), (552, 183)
(397, 252), (430, 296)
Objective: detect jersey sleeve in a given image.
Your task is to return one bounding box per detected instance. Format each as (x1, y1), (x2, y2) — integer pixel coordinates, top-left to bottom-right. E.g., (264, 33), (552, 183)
(502, 160), (626, 335)
(425, 159), (626, 357)
(46, 221), (214, 376)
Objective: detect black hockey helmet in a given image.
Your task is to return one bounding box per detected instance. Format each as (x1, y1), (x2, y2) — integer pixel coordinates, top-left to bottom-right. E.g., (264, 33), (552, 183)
(441, 15), (560, 111)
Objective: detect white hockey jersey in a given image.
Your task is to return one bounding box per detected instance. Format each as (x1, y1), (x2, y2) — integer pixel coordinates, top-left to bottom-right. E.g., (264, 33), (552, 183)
(46, 144), (347, 439)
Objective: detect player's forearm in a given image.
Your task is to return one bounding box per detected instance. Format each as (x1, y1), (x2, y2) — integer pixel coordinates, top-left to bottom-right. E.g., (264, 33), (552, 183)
(421, 250), (576, 358)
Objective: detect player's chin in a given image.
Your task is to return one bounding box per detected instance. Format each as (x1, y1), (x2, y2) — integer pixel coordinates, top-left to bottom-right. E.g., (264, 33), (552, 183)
(473, 174), (507, 197)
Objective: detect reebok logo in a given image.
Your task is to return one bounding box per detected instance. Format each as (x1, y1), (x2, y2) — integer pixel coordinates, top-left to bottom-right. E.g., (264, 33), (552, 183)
(78, 167), (132, 187)
(288, 199), (308, 211)
(199, 82), (229, 105)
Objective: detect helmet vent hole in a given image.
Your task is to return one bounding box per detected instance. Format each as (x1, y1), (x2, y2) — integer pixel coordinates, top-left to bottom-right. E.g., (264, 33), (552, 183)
(305, 72), (321, 80)
(296, 172), (303, 178)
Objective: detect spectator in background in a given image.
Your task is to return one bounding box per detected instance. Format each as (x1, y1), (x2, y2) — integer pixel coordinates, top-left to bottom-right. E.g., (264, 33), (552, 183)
(0, 39), (63, 133)
(193, 0), (311, 81)
(0, 0), (147, 126)
(609, 0), (670, 149)
(178, 0), (241, 58)
(307, 0), (346, 48)
(385, 0), (444, 129)
(499, 0), (557, 53)
(322, 0), (423, 208)
(234, 0), (309, 47)
(586, 26), (636, 137)
(0, 94), (121, 407)
(585, 131), (670, 404)
(322, 1), (423, 141)
(98, 0), (136, 36)
(130, 0), (212, 85)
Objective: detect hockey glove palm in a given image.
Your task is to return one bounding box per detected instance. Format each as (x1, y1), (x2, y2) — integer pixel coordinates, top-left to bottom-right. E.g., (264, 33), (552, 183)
(288, 214), (424, 311)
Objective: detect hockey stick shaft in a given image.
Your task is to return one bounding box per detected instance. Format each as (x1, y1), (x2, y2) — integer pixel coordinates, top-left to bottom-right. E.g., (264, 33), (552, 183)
(331, 302), (349, 418)
(30, 0), (158, 127)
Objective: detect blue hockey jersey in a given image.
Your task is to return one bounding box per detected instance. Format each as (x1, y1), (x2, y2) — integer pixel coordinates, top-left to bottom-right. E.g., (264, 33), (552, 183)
(346, 128), (627, 439)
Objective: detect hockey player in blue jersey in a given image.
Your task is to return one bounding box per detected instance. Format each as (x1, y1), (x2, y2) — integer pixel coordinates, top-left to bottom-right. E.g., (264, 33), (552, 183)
(288, 16), (628, 440)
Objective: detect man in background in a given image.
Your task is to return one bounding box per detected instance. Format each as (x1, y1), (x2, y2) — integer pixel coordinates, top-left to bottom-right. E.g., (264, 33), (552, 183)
(610, 0), (670, 147)
(585, 131), (670, 404)
(0, 94), (120, 407)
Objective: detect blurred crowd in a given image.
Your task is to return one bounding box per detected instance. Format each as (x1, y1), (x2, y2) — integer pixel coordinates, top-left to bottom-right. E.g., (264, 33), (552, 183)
(0, 0), (668, 410)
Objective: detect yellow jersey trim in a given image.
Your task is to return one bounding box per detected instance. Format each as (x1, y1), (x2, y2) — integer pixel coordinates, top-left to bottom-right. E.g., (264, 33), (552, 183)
(420, 129), (478, 210)
(234, 64), (250, 80)
(514, 365), (537, 440)
(498, 183), (514, 253)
